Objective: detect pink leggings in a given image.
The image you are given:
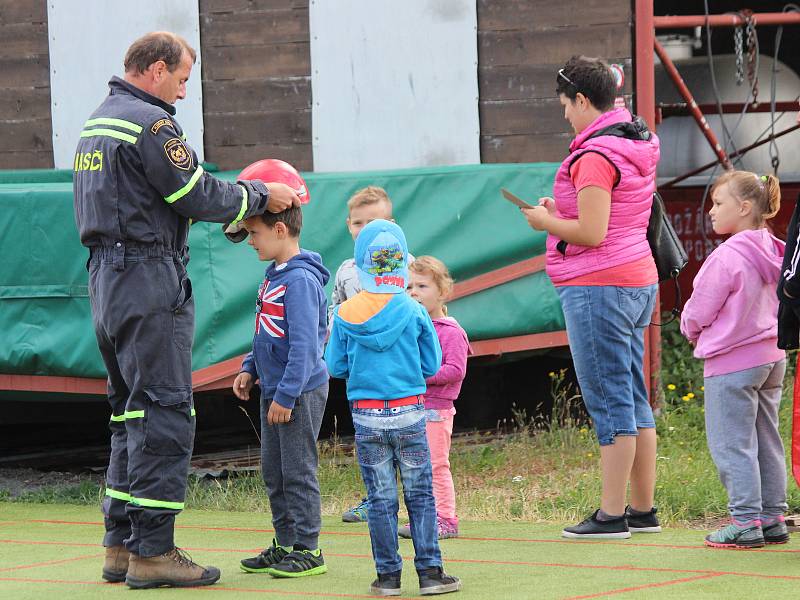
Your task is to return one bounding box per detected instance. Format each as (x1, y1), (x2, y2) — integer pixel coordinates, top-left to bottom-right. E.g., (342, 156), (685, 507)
(426, 413), (456, 520)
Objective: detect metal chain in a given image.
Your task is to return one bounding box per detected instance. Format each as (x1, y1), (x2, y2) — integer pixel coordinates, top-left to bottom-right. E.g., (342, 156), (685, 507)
(734, 25), (744, 85)
(745, 11), (758, 103)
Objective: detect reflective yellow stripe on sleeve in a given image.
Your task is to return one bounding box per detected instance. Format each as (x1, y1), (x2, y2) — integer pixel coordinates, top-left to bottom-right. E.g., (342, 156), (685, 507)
(84, 118), (143, 133)
(227, 184), (249, 229)
(165, 166), (204, 204)
(80, 129), (138, 144)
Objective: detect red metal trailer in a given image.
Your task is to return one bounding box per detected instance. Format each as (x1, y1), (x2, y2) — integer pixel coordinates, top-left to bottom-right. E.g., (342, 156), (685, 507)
(635, 1), (800, 483)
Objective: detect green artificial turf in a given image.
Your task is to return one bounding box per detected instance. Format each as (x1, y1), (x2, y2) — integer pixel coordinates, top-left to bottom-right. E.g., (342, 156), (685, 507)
(1, 503), (799, 599)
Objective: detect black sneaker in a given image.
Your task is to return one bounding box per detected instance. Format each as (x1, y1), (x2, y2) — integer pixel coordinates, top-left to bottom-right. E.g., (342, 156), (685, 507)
(625, 506), (662, 533)
(418, 566), (461, 595)
(562, 510), (631, 539)
(370, 571), (402, 597)
(268, 548), (328, 578)
(240, 538), (291, 573)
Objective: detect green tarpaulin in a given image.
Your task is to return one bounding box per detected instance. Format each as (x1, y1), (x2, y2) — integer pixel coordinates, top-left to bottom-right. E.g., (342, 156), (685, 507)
(1, 163), (564, 381)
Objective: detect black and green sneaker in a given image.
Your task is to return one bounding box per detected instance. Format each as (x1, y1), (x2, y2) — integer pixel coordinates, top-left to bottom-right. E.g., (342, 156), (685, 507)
(240, 538), (292, 573)
(268, 548), (328, 578)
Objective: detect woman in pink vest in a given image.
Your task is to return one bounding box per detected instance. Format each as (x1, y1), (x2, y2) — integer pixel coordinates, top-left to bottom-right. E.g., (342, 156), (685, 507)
(523, 56), (661, 539)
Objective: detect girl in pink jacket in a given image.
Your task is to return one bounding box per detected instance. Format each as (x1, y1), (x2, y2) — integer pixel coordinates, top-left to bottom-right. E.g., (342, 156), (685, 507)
(681, 171), (786, 550)
(401, 256), (471, 540)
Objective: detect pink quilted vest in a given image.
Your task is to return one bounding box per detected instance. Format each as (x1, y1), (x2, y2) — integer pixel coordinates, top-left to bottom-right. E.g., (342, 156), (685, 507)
(545, 108), (660, 284)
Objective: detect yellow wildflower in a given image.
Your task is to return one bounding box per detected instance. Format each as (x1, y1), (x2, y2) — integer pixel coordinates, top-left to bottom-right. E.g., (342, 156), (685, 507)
(687, 392), (695, 399)
(667, 384), (676, 390)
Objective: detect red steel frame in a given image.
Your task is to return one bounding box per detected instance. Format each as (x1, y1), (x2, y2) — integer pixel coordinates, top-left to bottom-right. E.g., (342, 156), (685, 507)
(653, 38), (733, 170)
(636, 4), (800, 404)
(644, 3), (800, 491)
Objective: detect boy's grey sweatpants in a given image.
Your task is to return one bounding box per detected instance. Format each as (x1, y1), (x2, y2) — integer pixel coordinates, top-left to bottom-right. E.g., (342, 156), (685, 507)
(260, 381), (328, 549)
(704, 359), (787, 522)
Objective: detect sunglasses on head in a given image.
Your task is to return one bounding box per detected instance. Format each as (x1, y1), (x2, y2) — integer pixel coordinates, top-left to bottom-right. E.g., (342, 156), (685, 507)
(558, 68), (582, 95)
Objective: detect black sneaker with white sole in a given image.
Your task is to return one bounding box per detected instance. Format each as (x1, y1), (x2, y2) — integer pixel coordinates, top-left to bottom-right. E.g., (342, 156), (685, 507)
(562, 510), (631, 539)
(625, 506), (662, 533)
(370, 571), (402, 596)
(418, 566), (462, 595)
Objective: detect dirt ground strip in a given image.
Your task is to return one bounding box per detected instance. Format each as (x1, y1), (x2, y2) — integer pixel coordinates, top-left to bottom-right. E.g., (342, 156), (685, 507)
(0, 468), (103, 498)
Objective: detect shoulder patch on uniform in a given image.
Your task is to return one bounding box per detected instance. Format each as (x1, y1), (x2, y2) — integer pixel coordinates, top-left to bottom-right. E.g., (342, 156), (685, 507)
(164, 138), (192, 170)
(151, 118), (174, 135)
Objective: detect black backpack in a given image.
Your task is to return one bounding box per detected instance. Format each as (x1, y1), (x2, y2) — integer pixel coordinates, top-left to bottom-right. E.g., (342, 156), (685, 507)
(580, 117), (689, 323)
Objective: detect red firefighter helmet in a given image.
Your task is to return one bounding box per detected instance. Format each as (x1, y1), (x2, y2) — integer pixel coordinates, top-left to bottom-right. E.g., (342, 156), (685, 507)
(237, 159), (310, 204)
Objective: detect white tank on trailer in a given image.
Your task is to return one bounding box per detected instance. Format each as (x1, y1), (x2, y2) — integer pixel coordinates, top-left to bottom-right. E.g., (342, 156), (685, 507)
(655, 52), (800, 184)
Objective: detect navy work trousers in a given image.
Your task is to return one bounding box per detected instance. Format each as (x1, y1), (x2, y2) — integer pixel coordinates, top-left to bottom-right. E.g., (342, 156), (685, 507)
(89, 246), (195, 557)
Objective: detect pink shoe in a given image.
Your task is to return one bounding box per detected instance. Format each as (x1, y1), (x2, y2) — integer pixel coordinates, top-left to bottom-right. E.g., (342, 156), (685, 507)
(437, 516), (459, 539)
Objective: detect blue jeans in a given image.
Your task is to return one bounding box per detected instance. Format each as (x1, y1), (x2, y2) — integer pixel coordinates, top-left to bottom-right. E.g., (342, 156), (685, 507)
(352, 406), (441, 574)
(557, 284), (658, 446)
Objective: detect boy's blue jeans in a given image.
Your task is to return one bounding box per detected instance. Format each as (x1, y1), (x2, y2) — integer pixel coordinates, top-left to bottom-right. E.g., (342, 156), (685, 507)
(352, 405), (441, 574)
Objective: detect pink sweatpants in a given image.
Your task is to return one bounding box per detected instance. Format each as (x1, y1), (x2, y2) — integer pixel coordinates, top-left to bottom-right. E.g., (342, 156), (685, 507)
(426, 412), (457, 520)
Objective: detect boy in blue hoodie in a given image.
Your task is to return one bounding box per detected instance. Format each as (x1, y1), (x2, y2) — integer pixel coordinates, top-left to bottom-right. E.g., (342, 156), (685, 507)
(231, 205), (330, 578)
(325, 220), (461, 596)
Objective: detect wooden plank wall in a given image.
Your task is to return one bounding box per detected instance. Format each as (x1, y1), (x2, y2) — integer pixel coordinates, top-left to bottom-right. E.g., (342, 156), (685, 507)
(478, 0), (633, 163)
(0, 0), (53, 168)
(199, 0), (313, 171)
(0, 0), (633, 171)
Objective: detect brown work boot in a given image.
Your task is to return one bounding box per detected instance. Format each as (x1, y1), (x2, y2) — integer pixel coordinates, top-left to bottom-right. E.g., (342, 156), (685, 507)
(102, 545), (130, 583)
(125, 547), (221, 589)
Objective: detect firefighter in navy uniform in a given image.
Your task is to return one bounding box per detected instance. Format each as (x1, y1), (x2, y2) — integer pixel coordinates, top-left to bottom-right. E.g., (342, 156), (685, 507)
(73, 32), (300, 589)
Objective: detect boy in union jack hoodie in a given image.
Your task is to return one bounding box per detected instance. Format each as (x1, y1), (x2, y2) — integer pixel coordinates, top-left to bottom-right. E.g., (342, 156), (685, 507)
(231, 205), (330, 579)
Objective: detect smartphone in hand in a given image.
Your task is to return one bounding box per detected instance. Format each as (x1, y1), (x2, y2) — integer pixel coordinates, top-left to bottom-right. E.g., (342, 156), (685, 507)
(501, 188), (535, 210)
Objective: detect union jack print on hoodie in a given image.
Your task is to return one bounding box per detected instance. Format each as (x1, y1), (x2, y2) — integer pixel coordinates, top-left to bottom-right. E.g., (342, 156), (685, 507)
(241, 250), (330, 409)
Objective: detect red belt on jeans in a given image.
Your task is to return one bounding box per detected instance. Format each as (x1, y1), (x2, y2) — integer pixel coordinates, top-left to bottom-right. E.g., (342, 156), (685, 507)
(352, 395), (423, 409)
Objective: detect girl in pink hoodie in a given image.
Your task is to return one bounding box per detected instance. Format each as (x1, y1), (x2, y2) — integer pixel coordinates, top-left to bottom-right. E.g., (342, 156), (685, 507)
(402, 256), (471, 540)
(681, 171), (786, 550)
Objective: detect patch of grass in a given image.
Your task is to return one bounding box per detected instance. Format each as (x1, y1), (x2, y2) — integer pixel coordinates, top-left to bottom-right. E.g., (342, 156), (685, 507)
(8, 502), (800, 600)
(13, 480), (102, 505)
